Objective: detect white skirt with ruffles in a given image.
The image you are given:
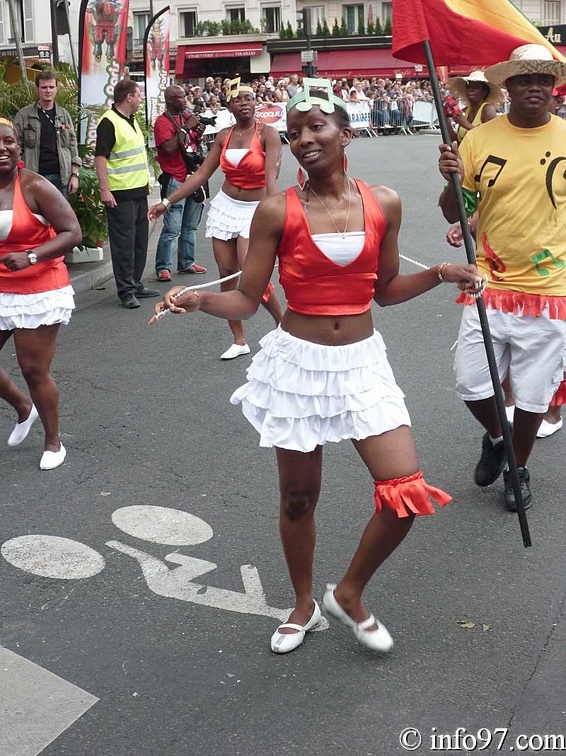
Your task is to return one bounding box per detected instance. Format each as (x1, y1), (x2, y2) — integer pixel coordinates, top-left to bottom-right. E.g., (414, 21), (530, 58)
(205, 190), (260, 240)
(230, 327), (411, 452)
(0, 285), (75, 330)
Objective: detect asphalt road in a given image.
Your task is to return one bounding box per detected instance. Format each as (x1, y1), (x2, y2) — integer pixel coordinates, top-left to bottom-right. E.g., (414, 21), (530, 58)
(1, 133), (566, 756)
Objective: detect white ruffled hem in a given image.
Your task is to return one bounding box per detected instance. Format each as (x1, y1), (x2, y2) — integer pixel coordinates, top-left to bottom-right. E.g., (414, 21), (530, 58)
(205, 190), (259, 240)
(0, 285), (75, 329)
(230, 327), (411, 452)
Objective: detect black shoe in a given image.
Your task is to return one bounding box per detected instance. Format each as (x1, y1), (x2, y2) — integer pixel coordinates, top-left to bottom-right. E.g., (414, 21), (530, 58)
(121, 294), (140, 309)
(136, 287), (160, 298)
(503, 467), (532, 511)
(474, 433), (507, 487)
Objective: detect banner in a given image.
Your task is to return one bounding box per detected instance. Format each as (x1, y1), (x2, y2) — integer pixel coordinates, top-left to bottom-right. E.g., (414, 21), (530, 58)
(144, 6), (170, 135)
(392, 0), (566, 66)
(79, 0), (130, 145)
(255, 103), (287, 133)
(346, 101), (371, 130)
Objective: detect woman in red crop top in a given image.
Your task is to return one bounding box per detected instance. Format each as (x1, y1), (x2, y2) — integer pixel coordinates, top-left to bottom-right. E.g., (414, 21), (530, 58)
(0, 119), (81, 470)
(153, 84), (482, 655)
(149, 79), (283, 360)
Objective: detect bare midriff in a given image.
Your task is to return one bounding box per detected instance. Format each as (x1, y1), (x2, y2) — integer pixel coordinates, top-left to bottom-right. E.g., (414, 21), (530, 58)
(281, 309), (374, 346)
(221, 179), (266, 202)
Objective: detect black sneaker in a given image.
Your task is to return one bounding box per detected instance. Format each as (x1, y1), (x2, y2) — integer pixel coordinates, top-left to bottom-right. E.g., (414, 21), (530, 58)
(503, 467), (532, 512)
(121, 294), (140, 309)
(474, 433), (507, 487)
(136, 287), (160, 298)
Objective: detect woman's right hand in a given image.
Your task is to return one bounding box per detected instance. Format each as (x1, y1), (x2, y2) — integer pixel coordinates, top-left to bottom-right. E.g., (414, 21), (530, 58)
(148, 202), (166, 222)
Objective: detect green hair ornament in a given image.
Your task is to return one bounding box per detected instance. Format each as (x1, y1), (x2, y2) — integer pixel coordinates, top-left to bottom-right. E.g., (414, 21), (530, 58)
(286, 78), (348, 115)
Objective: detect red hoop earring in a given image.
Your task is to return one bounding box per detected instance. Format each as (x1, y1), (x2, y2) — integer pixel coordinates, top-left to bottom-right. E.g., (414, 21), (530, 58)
(297, 166), (307, 191)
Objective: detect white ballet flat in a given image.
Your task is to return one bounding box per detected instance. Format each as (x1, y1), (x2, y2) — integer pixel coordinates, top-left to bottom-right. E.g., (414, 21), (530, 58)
(8, 404), (39, 447)
(220, 343), (250, 360)
(537, 417), (563, 438)
(505, 405), (515, 423)
(39, 443), (66, 470)
(322, 584), (393, 653)
(270, 600), (321, 654)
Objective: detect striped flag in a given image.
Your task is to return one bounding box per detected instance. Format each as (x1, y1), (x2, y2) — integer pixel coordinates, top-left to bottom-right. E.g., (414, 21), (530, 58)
(392, 0), (566, 65)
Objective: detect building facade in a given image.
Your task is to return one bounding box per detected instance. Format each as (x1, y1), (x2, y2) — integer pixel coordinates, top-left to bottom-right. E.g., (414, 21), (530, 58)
(0, 1), (564, 79)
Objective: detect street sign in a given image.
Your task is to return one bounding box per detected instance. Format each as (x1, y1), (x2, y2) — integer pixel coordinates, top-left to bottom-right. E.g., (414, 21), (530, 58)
(301, 50), (318, 63)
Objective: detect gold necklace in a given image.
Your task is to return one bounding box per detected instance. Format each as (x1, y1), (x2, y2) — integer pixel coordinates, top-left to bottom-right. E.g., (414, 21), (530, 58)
(234, 123), (255, 136)
(308, 176), (352, 239)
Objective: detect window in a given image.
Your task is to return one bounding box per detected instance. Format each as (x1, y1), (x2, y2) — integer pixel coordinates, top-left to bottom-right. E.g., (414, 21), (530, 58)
(227, 7), (246, 22)
(262, 6), (281, 33)
(310, 6), (325, 32)
(22, 0), (32, 41)
(543, 1), (561, 25)
(343, 4), (363, 33)
(381, 1), (392, 23)
(180, 10), (198, 37)
(0, 1), (5, 45)
(133, 12), (150, 46)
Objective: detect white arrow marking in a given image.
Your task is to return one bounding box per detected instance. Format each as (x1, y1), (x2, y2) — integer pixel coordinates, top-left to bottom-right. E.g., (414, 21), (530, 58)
(0, 645), (98, 756)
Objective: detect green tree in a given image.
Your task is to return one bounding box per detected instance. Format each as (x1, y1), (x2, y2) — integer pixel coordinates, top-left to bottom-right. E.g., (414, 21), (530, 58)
(331, 17), (340, 36)
(384, 18), (392, 34)
(286, 20), (294, 38)
(366, 20), (375, 35)
(321, 18), (330, 37)
(316, 19), (323, 36)
(374, 17), (382, 34)
(340, 17), (348, 36)
(357, 16), (365, 35)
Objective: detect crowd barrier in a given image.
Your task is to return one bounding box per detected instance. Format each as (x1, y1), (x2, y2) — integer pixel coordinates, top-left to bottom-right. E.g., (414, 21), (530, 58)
(200, 98), (439, 143)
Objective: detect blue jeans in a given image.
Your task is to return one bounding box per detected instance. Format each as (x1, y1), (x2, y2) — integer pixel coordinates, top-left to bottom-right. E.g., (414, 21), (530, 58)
(155, 176), (204, 272)
(43, 172), (68, 199)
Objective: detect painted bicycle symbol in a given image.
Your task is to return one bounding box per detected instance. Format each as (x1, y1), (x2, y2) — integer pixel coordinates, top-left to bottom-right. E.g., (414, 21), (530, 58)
(2, 505), (329, 627)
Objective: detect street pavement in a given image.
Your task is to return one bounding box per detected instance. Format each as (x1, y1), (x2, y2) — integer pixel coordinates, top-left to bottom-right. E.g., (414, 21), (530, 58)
(1, 134), (566, 756)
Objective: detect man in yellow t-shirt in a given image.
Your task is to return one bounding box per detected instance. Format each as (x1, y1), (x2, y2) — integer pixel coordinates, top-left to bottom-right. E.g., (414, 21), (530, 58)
(438, 44), (566, 512)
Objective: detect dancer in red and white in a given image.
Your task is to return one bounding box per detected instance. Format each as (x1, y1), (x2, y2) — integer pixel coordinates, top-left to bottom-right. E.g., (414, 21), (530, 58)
(153, 80), (482, 654)
(150, 77), (282, 359)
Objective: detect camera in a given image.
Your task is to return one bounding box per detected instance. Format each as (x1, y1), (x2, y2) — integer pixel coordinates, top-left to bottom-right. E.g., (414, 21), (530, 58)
(443, 95), (462, 117)
(184, 148), (205, 172)
(198, 115), (217, 127)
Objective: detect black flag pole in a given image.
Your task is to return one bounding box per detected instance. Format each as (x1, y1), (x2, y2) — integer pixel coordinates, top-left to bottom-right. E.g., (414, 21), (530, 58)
(421, 40), (532, 547)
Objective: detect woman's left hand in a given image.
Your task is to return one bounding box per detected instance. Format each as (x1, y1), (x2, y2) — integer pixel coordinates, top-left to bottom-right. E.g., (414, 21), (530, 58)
(0, 253), (33, 271)
(441, 263), (485, 294)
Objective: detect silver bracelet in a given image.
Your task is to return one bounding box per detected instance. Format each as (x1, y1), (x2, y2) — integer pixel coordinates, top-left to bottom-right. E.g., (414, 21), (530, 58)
(161, 197), (171, 210)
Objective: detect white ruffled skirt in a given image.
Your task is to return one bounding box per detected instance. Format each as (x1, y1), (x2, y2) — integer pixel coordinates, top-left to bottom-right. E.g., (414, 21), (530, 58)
(0, 285), (75, 330)
(205, 190), (260, 240)
(230, 327), (411, 452)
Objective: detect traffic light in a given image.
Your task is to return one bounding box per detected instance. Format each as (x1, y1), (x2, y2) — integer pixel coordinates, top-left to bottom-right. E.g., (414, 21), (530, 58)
(296, 8), (311, 39)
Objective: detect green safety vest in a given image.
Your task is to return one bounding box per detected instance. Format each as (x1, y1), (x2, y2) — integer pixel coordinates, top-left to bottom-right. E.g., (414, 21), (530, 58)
(98, 108), (149, 191)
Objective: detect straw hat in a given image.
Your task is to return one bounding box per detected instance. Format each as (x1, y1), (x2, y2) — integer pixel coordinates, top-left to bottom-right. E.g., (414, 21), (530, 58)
(446, 70), (503, 105)
(485, 44), (566, 88)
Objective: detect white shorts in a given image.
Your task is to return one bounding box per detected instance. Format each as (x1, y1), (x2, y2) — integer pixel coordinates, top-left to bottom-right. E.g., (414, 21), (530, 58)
(205, 190), (260, 240)
(0, 285), (75, 330)
(230, 327), (411, 452)
(454, 305), (566, 412)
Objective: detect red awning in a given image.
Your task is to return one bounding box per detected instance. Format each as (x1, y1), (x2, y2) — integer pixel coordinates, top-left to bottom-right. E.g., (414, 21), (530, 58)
(176, 42), (263, 75)
(270, 48), (423, 78)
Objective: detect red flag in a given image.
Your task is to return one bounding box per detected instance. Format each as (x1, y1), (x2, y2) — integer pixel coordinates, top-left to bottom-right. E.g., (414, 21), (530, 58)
(392, 0), (566, 66)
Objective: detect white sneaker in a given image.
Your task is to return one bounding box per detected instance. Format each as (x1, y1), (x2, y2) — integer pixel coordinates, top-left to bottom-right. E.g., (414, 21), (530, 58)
(505, 405), (515, 423)
(537, 417), (563, 439)
(220, 343), (250, 360)
(8, 404), (39, 447)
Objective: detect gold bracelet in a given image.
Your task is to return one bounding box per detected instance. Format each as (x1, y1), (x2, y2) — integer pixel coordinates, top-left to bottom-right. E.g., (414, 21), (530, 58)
(437, 262), (449, 283)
